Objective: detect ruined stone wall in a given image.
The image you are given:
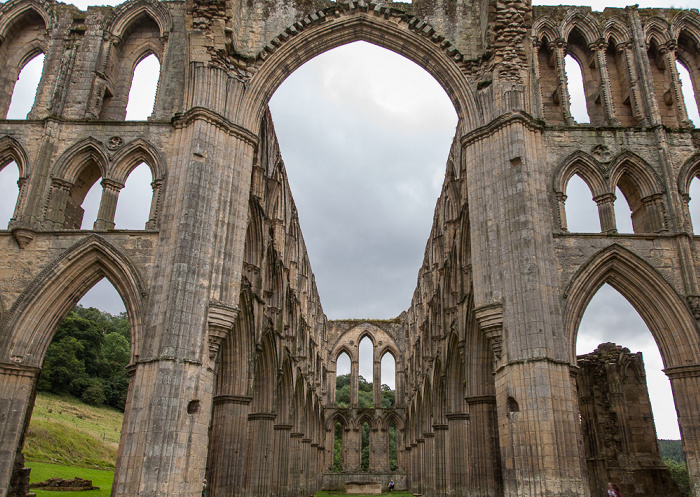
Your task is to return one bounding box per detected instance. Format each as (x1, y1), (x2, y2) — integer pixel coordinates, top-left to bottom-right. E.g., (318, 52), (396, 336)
(1, 0), (700, 497)
(577, 343), (685, 497)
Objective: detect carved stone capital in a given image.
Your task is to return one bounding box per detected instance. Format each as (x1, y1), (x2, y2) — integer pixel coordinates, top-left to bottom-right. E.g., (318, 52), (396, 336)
(11, 228), (34, 249)
(474, 303), (504, 362)
(207, 301), (239, 359)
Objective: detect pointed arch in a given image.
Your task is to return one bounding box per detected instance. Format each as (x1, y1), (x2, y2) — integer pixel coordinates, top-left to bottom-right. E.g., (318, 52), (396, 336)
(251, 331), (278, 414)
(563, 244), (699, 369)
(107, 0), (173, 40)
(644, 17), (673, 47)
(0, 136), (30, 177)
(554, 151), (608, 198)
(0, 0), (50, 39)
(238, 9), (479, 135)
(678, 152), (700, 196)
(110, 138), (165, 184)
(561, 11), (602, 47)
(51, 137), (109, 182)
(608, 151), (664, 199)
(603, 16), (632, 48)
(532, 17), (560, 47)
(0, 235), (147, 366)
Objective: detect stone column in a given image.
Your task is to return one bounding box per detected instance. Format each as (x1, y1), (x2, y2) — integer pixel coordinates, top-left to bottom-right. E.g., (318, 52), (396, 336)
(244, 413), (276, 497)
(287, 433), (303, 496)
(665, 366), (700, 497)
(370, 425), (384, 472)
(0, 363), (39, 497)
(642, 194), (667, 233)
(594, 193), (617, 233)
(551, 39), (574, 125)
(415, 438), (425, 495)
(301, 438), (312, 496)
(423, 432), (436, 496)
(351, 358), (359, 407)
(447, 413), (469, 497)
(465, 397), (500, 497)
(42, 178), (72, 229)
(555, 192), (567, 232)
(617, 41), (647, 125)
(659, 42), (693, 128)
(145, 178), (163, 230)
(433, 424), (448, 497)
(273, 424), (292, 497)
(373, 357), (381, 407)
(347, 424), (361, 472)
(592, 41), (619, 126)
(93, 178), (123, 231)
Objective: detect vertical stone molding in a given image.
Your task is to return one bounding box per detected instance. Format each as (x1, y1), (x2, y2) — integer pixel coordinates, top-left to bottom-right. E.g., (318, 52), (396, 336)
(206, 302), (238, 363)
(93, 178), (123, 231)
(145, 178), (164, 230)
(594, 192), (618, 233)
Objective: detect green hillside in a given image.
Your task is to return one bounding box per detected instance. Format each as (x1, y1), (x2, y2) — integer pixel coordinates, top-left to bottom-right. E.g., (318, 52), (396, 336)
(24, 392), (123, 469)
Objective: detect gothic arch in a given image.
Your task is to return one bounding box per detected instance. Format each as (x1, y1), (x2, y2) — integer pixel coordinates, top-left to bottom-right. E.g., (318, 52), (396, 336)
(608, 151), (664, 199)
(251, 331), (278, 414)
(561, 11), (602, 47)
(563, 244), (699, 368)
(0, 0), (50, 39)
(238, 9), (480, 135)
(603, 16), (632, 47)
(109, 138), (165, 184)
(678, 153), (700, 196)
(554, 151), (608, 198)
(0, 234), (147, 367)
(644, 17), (673, 47)
(51, 137), (109, 182)
(532, 17), (560, 46)
(107, 0), (173, 40)
(671, 11), (700, 44)
(0, 136), (30, 177)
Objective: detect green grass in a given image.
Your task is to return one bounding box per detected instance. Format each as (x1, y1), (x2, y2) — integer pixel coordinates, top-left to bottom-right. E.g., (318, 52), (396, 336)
(26, 462), (113, 497)
(24, 392), (123, 469)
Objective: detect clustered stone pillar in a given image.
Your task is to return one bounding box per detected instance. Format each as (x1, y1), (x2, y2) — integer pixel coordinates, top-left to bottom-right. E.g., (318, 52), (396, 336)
(93, 178), (123, 230)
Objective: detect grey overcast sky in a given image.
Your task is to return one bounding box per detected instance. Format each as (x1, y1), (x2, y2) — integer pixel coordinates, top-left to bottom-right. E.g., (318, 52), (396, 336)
(2, 0), (699, 437)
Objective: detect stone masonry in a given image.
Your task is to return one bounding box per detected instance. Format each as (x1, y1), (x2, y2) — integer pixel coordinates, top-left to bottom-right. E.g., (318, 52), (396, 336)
(0, 0), (700, 496)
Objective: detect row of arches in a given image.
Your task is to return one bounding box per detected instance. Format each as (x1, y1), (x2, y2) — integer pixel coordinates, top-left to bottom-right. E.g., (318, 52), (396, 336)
(534, 9), (700, 128)
(0, 135), (164, 231)
(554, 150), (700, 234)
(0, 0), (168, 122)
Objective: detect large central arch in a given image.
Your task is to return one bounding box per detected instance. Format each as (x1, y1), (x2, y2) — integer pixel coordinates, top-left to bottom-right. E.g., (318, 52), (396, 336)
(238, 9), (480, 134)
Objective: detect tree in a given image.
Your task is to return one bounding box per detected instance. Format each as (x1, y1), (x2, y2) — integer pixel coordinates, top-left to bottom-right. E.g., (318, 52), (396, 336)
(39, 305), (131, 410)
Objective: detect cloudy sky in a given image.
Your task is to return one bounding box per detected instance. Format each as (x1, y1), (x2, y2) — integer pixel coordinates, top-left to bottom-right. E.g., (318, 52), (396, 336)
(3, 0), (700, 438)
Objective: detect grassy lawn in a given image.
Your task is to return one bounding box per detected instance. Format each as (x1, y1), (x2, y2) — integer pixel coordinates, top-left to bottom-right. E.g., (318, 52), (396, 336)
(24, 392), (123, 468)
(26, 462), (113, 497)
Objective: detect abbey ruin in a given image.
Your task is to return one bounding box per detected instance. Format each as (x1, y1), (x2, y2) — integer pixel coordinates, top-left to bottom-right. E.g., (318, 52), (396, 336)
(1, 0), (700, 495)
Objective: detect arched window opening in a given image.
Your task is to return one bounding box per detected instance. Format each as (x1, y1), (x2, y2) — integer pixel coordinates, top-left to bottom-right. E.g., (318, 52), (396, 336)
(576, 283), (679, 494)
(565, 54), (590, 124)
(381, 352), (396, 408)
(114, 162), (153, 229)
(125, 54), (160, 121)
(614, 185), (636, 234)
(605, 40), (635, 127)
(336, 352), (350, 407)
(0, 161), (20, 228)
(268, 41), (456, 320)
(565, 174), (600, 233)
(688, 178), (700, 234)
(24, 278), (129, 470)
(79, 177), (103, 230)
(676, 59), (699, 127)
(333, 422), (343, 472)
(537, 37), (565, 125)
(358, 337), (373, 408)
(388, 422), (398, 471)
(6, 53), (44, 119)
(361, 421), (370, 472)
